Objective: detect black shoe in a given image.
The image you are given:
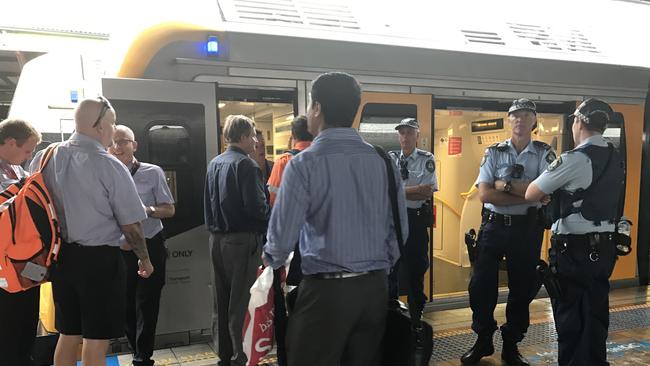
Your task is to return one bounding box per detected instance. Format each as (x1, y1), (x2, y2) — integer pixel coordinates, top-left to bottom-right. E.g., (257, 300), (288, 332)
(460, 335), (494, 364)
(501, 343), (530, 366)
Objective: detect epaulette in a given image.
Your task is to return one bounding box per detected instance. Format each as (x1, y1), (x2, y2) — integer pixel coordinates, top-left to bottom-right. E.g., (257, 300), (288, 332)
(488, 142), (509, 152)
(417, 150), (433, 157)
(533, 140), (551, 150)
(388, 150), (399, 157)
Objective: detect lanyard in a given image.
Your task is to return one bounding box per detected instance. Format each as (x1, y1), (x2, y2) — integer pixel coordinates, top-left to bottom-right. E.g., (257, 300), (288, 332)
(130, 159), (141, 177)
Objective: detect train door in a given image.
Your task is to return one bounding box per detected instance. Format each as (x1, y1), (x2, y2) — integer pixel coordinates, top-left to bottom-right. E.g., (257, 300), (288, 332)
(353, 92), (434, 303)
(102, 78), (217, 339)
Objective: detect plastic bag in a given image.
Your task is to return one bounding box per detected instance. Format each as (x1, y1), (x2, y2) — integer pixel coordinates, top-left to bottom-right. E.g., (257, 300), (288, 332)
(242, 266), (276, 366)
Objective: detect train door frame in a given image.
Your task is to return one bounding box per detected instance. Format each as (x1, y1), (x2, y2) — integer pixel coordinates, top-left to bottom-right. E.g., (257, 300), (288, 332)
(102, 77), (218, 341)
(638, 82), (650, 286)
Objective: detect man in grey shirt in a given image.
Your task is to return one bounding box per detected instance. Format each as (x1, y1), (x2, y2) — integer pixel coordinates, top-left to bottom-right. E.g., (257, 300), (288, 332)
(31, 97), (153, 366)
(110, 125), (175, 366)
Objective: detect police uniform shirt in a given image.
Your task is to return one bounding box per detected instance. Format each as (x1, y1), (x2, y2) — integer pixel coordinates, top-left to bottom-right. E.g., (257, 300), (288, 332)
(532, 135), (615, 234)
(476, 139), (555, 215)
(30, 133), (147, 246)
(129, 161), (175, 239)
(389, 148), (438, 209)
(0, 158), (27, 190)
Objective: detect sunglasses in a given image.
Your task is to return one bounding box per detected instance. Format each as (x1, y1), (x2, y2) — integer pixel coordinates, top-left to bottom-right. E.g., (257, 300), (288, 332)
(92, 96), (111, 128)
(399, 159), (409, 180)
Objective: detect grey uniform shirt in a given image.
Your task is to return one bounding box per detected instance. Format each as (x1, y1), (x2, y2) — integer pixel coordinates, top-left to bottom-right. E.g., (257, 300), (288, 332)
(476, 139), (555, 215)
(30, 133), (147, 247)
(532, 135), (614, 234)
(389, 148), (438, 209)
(129, 160), (174, 239)
(0, 159), (27, 190)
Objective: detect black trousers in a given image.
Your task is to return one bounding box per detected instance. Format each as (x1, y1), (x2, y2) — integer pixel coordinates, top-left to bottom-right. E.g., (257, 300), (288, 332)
(286, 270), (387, 366)
(123, 232), (167, 366)
(550, 234), (617, 366)
(468, 220), (544, 342)
(388, 210), (429, 322)
(0, 286), (40, 366)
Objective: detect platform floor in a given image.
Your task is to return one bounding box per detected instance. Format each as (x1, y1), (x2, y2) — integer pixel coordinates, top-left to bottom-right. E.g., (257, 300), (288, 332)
(115, 286), (650, 366)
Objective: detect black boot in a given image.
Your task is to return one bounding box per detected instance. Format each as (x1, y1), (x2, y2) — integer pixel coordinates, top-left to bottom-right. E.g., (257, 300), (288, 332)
(501, 341), (530, 366)
(460, 333), (494, 364)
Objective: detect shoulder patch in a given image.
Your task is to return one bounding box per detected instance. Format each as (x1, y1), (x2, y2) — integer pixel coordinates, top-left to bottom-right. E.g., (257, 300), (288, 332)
(426, 159), (435, 173)
(545, 150), (557, 164)
(533, 140), (551, 150)
(547, 156), (563, 171)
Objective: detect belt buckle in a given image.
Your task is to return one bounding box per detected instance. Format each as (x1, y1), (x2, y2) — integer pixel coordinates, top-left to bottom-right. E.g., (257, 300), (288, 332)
(504, 215), (512, 226)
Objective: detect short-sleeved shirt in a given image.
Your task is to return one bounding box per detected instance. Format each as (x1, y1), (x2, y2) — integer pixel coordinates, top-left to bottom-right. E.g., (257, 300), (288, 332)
(267, 141), (311, 206)
(30, 133), (147, 247)
(0, 159), (27, 190)
(532, 135), (614, 234)
(476, 139), (555, 215)
(389, 148), (438, 209)
(129, 160), (175, 239)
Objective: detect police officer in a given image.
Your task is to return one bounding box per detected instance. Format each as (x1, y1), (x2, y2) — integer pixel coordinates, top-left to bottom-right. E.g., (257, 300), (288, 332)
(0, 118), (41, 366)
(31, 97), (153, 366)
(526, 98), (623, 366)
(109, 125), (175, 366)
(388, 117), (437, 331)
(462, 99), (555, 366)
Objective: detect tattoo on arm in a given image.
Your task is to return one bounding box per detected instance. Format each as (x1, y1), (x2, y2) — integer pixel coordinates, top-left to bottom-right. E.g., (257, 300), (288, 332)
(122, 223), (149, 260)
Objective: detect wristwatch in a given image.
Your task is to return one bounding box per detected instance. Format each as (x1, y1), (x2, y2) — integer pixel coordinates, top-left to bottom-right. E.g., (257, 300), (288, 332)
(503, 181), (513, 193)
(148, 206), (156, 217)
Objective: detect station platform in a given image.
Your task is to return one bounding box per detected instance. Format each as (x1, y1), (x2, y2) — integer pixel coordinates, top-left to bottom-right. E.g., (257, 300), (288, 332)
(115, 286), (650, 366)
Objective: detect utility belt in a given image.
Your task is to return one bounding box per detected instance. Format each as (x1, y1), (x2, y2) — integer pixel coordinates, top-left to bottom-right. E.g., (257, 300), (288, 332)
(407, 200), (434, 227)
(481, 207), (542, 228)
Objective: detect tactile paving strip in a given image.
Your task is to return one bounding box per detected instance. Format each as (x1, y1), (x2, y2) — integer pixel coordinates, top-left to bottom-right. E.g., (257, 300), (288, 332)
(431, 303), (650, 363)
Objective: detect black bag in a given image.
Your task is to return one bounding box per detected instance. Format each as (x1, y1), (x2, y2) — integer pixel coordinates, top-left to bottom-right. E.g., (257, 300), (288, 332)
(381, 302), (434, 366)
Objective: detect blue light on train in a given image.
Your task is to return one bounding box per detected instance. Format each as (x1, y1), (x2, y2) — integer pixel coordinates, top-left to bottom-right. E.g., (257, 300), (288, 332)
(207, 36), (219, 55)
(70, 90), (78, 103)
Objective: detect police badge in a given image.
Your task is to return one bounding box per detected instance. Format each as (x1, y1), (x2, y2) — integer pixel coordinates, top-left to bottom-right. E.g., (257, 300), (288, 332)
(426, 160), (435, 173)
(547, 156), (563, 171)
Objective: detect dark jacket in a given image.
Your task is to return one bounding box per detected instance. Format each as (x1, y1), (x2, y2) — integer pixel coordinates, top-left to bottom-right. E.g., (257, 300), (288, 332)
(204, 146), (270, 233)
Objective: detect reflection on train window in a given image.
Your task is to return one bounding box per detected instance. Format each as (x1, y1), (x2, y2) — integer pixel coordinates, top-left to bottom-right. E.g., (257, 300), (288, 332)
(359, 103), (417, 151)
(219, 101), (294, 159)
(148, 125), (191, 203)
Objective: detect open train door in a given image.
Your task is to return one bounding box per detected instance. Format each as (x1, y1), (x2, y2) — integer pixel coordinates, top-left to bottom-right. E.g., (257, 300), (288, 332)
(640, 81), (650, 286)
(102, 78), (218, 339)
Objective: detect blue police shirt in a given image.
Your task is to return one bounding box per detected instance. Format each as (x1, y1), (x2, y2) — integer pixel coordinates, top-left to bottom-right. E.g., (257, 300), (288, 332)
(389, 148), (438, 209)
(263, 128), (408, 274)
(30, 133), (147, 247)
(532, 135), (615, 234)
(476, 139), (555, 215)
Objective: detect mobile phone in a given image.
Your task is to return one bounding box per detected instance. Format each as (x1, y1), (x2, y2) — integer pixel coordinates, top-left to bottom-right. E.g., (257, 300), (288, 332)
(21, 262), (47, 282)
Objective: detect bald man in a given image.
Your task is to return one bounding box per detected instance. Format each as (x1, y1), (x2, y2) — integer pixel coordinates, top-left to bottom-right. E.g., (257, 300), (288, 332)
(109, 125), (175, 366)
(30, 97), (153, 366)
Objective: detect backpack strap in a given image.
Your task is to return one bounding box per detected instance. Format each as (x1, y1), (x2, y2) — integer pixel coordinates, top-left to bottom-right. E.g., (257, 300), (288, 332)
(372, 144), (404, 247)
(38, 143), (59, 172)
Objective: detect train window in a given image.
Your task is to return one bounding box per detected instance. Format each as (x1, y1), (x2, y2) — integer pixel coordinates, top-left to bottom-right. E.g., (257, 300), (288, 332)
(359, 103), (417, 151)
(147, 124), (191, 202)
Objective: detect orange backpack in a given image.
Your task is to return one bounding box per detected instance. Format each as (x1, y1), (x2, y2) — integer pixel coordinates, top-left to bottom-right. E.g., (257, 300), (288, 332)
(0, 144), (61, 293)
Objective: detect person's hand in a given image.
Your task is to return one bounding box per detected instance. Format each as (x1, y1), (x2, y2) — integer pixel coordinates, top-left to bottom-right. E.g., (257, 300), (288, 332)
(138, 258), (154, 278)
(261, 252), (271, 268)
(495, 180), (506, 191)
(418, 184), (434, 196)
(541, 195), (551, 205)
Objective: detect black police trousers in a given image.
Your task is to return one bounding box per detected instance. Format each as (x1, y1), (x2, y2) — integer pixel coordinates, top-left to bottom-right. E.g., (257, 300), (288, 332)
(388, 209), (429, 322)
(468, 220), (544, 342)
(0, 286), (39, 366)
(122, 232), (168, 366)
(550, 234), (617, 366)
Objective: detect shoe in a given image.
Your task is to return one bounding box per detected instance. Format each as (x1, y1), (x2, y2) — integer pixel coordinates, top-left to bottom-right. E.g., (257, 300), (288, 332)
(501, 343), (530, 366)
(460, 334), (494, 364)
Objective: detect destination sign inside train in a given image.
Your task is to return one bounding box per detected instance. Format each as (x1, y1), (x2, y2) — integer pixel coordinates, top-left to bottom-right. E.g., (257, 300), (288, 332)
(471, 118), (504, 132)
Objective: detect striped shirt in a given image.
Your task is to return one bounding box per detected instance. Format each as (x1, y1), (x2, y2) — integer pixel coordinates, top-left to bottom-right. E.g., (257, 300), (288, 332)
(263, 128), (408, 274)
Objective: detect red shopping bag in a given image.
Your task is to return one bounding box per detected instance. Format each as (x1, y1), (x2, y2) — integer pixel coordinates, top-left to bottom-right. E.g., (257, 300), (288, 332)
(243, 266), (282, 366)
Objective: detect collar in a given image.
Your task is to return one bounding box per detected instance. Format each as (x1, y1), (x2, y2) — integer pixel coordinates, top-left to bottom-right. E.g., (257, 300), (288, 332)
(70, 132), (107, 152)
(576, 135), (608, 149)
(506, 138), (536, 154)
(227, 145), (248, 155)
(400, 148), (419, 161)
(294, 141), (312, 151)
(313, 128), (362, 143)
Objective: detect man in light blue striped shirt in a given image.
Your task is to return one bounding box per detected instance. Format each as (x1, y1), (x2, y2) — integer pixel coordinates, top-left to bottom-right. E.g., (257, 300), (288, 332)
(263, 72), (408, 366)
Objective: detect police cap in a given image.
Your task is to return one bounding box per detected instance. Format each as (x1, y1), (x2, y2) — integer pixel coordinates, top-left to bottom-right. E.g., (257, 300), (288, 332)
(395, 118), (419, 130)
(508, 98), (537, 115)
(569, 98), (613, 127)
